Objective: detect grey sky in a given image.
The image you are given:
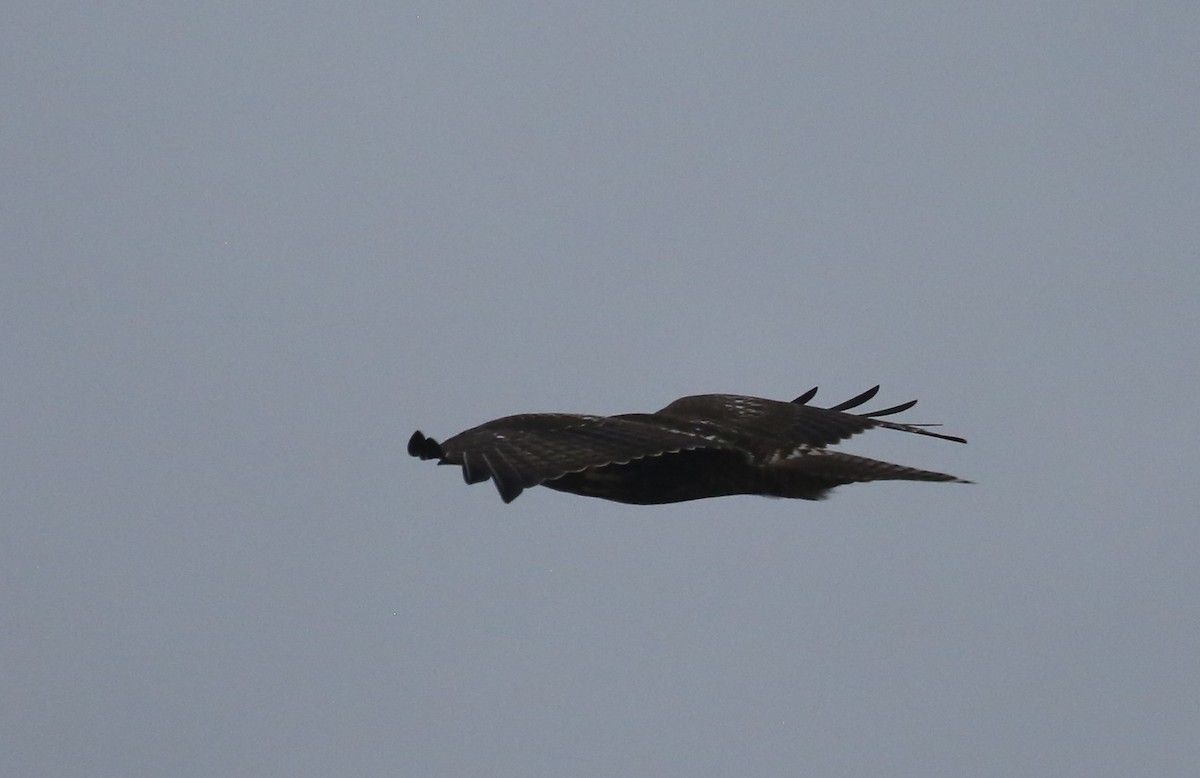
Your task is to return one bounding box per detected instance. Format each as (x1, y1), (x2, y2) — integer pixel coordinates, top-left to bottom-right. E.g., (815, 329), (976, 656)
(5, 3), (1199, 776)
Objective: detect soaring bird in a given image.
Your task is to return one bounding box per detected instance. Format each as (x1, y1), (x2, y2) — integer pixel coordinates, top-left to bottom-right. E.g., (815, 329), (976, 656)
(409, 385), (970, 504)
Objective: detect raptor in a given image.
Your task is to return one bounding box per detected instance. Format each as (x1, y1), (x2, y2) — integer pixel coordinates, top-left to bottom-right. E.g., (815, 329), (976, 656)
(409, 385), (970, 504)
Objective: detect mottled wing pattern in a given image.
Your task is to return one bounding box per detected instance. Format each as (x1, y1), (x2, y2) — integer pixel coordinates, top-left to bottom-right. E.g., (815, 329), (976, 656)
(654, 391), (964, 459)
(408, 412), (739, 503)
(409, 385), (969, 504)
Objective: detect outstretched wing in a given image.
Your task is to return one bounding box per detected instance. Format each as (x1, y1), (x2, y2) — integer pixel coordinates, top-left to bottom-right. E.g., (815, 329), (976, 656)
(655, 387), (965, 458)
(408, 413), (736, 503)
(410, 386), (969, 504)
(762, 449), (971, 500)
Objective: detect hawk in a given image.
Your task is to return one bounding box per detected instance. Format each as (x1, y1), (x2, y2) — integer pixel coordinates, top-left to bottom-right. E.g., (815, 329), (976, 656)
(409, 385), (970, 504)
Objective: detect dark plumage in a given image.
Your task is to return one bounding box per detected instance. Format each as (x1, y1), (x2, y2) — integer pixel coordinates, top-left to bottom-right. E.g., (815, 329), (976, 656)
(409, 385), (971, 504)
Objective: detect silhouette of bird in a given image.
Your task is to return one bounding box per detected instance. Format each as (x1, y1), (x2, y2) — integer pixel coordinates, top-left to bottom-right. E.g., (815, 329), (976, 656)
(409, 385), (970, 504)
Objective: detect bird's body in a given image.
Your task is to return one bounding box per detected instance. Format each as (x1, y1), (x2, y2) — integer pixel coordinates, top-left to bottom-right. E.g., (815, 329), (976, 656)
(409, 386), (970, 504)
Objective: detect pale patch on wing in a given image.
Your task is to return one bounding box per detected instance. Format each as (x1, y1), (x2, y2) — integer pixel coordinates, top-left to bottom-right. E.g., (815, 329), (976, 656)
(770, 443), (819, 462)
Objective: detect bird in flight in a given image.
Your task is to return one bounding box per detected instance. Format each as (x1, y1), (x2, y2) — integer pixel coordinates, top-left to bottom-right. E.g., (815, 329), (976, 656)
(409, 385), (970, 505)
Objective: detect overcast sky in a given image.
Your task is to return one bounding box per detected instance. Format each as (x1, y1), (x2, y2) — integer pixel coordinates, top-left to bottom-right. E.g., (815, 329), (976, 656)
(5, 3), (1199, 776)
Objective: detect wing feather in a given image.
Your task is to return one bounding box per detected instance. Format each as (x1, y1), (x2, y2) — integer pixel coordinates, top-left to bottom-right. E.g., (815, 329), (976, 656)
(433, 413), (730, 502)
(826, 385), (881, 411)
(863, 399), (918, 417)
(411, 386), (969, 503)
(656, 391), (966, 452)
(769, 449), (972, 489)
(791, 386), (819, 404)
